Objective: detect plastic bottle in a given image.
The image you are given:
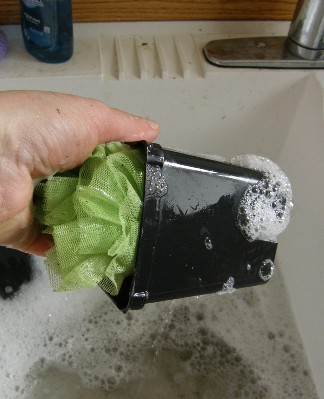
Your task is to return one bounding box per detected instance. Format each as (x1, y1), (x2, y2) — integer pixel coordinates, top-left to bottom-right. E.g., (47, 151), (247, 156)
(0, 29), (8, 61)
(20, 0), (73, 63)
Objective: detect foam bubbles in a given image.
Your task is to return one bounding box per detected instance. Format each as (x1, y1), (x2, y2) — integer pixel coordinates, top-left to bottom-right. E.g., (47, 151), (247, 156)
(204, 236), (213, 250)
(231, 155), (293, 242)
(0, 155), (314, 399)
(1, 255), (316, 399)
(217, 277), (236, 295)
(146, 165), (168, 198)
(259, 259), (275, 282)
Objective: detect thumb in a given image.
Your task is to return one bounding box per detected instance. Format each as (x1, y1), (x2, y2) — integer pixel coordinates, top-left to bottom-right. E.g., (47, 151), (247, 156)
(92, 103), (160, 144)
(5, 91), (160, 178)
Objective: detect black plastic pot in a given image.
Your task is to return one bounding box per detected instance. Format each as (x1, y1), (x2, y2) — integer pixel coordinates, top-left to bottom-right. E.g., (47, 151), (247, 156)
(107, 142), (277, 312)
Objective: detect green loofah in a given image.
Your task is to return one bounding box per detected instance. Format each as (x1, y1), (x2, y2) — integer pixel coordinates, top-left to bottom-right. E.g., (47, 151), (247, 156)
(34, 142), (145, 296)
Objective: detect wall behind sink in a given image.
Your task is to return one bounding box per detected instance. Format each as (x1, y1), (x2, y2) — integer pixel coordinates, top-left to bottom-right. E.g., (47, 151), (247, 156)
(1, 0), (297, 25)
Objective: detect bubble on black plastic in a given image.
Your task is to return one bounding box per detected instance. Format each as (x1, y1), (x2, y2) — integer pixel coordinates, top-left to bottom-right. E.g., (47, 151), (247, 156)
(146, 165), (168, 198)
(204, 236), (213, 250)
(259, 259), (275, 282)
(4, 286), (14, 294)
(217, 277), (236, 295)
(231, 155), (293, 242)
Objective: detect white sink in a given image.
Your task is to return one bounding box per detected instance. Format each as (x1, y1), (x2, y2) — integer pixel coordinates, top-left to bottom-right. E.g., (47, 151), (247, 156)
(0, 22), (323, 399)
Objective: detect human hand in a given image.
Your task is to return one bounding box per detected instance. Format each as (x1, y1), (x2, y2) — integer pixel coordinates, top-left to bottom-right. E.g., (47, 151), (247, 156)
(0, 91), (159, 256)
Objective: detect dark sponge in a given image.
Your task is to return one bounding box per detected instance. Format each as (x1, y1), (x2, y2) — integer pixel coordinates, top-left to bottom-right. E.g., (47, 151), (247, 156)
(0, 247), (33, 299)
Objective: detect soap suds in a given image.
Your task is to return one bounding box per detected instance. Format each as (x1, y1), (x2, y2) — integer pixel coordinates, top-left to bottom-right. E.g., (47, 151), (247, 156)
(0, 257), (317, 399)
(231, 155), (293, 242)
(0, 153), (309, 399)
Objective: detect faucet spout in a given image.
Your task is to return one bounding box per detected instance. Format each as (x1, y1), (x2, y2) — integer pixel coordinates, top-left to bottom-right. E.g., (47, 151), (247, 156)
(288, 0), (324, 60)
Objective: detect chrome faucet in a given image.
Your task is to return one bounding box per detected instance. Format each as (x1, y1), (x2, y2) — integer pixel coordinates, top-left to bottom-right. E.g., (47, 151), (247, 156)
(204, 0), (324, 68)
(288, 0), (324, 60)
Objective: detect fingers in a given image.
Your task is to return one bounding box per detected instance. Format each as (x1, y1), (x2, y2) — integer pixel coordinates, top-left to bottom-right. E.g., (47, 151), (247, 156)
(90, 102), (160, 144)
(0, 206), (36, 249)
(0, 204), (53, 256)
(0, 142), (50, 254)
(0, 90), (160, 255)
(42, 91), (160, 144)
(1, 91), (160, 179)
(24, 234), (54, 257)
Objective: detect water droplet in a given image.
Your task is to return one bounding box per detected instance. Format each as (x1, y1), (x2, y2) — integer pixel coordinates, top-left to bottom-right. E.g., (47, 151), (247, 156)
(218, 276), (236, 295)
(204, 236), (213, 250)
(259, 259), (274, 281)
(4, 286), (14, 294)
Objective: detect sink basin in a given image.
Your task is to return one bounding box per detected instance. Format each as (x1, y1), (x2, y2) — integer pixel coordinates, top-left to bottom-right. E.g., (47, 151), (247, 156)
(0, 22), (323, 399)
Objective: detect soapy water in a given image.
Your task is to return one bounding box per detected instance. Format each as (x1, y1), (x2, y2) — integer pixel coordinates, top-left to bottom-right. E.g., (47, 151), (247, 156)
(0, 258), (317, 399)
(151, 300), (176, 357)
(0, 153), (311, 398)
(231, 155), (293, 243)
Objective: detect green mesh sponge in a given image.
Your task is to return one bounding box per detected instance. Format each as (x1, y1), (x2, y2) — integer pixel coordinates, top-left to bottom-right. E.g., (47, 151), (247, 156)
(33, 142), (145, 296)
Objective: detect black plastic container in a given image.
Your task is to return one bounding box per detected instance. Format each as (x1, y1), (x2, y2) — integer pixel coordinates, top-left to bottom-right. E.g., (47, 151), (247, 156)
(107, 143), (277, 312)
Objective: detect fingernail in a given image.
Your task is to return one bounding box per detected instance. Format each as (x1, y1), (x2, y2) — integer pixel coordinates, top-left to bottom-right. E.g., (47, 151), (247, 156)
(146, 119), (159, 130)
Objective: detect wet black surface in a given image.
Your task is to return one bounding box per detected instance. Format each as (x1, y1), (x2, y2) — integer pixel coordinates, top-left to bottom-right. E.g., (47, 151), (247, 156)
(109, 143), (277, 312)
(0, 246), (33, 299)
